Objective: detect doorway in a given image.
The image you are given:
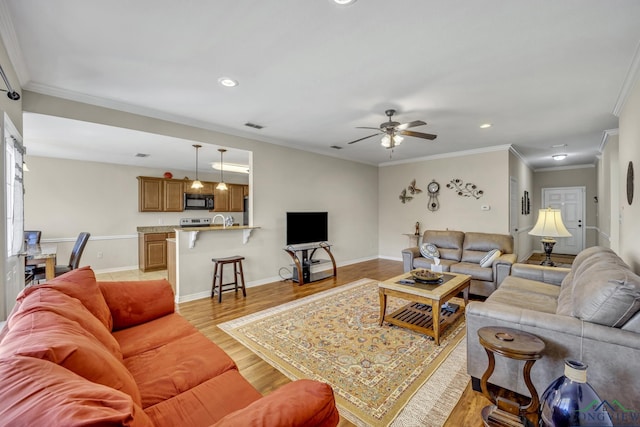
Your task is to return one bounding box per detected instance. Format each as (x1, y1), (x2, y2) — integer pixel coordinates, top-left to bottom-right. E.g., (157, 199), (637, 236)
(542, 187), (585, 255)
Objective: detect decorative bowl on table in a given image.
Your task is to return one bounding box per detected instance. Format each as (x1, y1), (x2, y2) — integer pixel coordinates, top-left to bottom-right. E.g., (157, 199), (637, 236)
(410, 269), (443, 284)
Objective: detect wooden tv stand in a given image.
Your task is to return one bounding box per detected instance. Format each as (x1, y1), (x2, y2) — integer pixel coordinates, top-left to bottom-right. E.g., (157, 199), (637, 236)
(284, 242), (337, 284)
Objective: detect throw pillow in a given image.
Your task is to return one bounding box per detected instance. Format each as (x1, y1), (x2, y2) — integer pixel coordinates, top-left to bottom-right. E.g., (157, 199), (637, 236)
(420, 243), (440, 259)
(572, 261), (640, 327)
(479, 249), (502, 268)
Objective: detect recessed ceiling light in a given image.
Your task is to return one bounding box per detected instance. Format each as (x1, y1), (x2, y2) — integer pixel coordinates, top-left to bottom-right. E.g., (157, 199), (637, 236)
(218, 77), (238, 87)
(333, 0), (356, 5)
(480, 123), (492, 129)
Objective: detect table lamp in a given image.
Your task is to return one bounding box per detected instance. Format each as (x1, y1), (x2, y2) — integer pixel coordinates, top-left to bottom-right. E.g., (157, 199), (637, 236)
(528, 208), (572, 266)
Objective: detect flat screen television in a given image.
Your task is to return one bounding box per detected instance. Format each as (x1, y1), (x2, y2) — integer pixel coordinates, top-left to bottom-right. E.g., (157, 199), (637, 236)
(286, 212), (328, 245)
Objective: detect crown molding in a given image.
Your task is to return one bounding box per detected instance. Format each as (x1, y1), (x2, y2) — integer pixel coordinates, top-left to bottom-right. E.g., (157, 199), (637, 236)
(508, 145), (532, 169)
(613, 39), (640, 117)
(379, 144), (512, 167)
(599, 128), (619, 153)
(533, 163), (596, 173)
(0, 0), (30, 85)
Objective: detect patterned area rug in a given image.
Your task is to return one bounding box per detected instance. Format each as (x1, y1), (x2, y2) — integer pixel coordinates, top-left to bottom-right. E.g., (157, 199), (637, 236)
(219, 278), (468, 427)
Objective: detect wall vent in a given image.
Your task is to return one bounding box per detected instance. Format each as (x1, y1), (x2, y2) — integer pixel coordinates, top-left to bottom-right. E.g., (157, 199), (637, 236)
(244, 122), (264, 129)
(135, 153), (150, 157)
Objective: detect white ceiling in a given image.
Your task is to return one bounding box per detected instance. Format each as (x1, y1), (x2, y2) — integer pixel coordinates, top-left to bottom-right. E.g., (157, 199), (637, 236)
(2, 0), (640, 170)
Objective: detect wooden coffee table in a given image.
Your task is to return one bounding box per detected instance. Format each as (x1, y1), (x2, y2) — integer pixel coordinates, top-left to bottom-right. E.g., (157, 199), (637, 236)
(378, 271), (471, 345)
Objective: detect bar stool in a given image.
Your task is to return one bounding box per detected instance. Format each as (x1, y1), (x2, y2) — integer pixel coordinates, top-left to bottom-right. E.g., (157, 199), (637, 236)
(211, 256), (247, 303)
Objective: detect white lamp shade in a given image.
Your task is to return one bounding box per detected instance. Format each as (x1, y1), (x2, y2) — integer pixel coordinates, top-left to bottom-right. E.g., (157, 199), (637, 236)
(528, 208), (572, 238)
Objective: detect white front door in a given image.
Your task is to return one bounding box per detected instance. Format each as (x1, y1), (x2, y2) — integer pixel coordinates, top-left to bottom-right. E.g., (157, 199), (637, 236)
(542, 187), (585, 255)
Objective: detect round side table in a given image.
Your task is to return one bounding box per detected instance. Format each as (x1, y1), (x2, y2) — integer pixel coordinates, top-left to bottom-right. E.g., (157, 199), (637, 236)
(478, 326), (545, 426)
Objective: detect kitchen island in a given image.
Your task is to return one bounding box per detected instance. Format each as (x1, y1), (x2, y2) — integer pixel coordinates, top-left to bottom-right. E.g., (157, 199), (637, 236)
(138, 224), (260, 302)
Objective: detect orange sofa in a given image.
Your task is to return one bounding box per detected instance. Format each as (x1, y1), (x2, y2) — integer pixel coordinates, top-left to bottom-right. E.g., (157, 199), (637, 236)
(0, 267), (339, 426)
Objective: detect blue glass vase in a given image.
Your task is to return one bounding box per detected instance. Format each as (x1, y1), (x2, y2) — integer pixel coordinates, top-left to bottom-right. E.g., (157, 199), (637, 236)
(539, 360), (612, 427)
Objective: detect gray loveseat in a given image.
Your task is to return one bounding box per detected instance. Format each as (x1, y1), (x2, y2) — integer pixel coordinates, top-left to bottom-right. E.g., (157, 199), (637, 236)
(466, 246), (640, 407)
(402, 230), (516, 296)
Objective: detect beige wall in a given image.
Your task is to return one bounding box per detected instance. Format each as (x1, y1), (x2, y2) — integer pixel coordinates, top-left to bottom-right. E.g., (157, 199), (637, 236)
(378, 149), (510, 260)
(596, 134), (619, 249)
(532, 166), (598, 248)
(619, 76), (640, 271)
(509, 150), (535, 260)
(22, 92), (380, 295)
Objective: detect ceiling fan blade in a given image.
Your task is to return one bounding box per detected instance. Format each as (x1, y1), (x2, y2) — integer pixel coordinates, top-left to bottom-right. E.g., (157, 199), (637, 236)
(400, 130), (437, 140)
(356, 126), (382, 130)
(347, 132), (382, 144)
(396, 120), (426, 131)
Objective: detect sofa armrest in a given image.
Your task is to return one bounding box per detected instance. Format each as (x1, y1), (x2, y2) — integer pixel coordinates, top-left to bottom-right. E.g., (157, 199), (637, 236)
(401, 247), (421, 272)
(494, 253), (517, 287)
(212, 380), (339, 427)
(98, 280), (175, 330)
(510, 263), (570, 286)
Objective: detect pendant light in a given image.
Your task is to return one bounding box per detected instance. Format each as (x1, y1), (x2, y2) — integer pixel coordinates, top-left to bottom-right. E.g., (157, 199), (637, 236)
(216, 148), (228, 191)
(191, 144), (204, 189)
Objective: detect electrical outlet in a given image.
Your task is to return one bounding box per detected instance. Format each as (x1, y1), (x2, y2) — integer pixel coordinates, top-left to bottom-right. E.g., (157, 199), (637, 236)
(97, 251), (103, 259)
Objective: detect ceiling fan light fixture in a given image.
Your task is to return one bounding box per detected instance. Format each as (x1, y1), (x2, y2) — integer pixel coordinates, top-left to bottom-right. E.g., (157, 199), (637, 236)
(333, 0), (357, 5)
(381, 134), (403, 148)
(552, 153), (568, 161)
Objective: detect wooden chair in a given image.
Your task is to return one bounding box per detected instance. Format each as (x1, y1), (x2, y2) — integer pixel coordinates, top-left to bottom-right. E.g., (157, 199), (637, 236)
(34, 232), (91, 282)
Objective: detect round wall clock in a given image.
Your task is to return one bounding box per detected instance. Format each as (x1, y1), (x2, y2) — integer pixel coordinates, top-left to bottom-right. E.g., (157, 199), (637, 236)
(627, 161), (634, 205)
(427, 180), (440, 211)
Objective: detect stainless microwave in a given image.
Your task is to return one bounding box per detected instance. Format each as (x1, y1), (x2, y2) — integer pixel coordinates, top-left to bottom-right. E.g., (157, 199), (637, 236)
(184, 193), (214, 210)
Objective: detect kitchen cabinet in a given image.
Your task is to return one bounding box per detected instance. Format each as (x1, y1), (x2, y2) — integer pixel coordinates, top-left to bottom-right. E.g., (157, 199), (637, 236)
(164, 180), (184, 212)
(138, 232), (175, 272)
(138, 176), (247, 212)
(138, 177), (163, 212)
(229, 184), (245, 211)
(184, 181), (214, 195)
(213, 183), (245, 212)
(213, 184), (228, 212)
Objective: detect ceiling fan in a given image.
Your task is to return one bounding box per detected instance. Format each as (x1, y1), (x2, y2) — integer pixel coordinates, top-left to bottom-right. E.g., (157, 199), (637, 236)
(347, 109), (437, 149)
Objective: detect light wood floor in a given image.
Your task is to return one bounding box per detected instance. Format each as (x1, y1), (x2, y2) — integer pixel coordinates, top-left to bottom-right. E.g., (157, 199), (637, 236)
(135, 259), (491, 427)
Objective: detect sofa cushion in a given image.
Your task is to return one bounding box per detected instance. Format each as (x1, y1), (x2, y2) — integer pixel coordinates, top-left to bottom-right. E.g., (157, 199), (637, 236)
(0, 310), (142, 406)
(480, 249), (502, 267)
(17, 266), (113, 330)
(113, 313), (201, 358)
(213, 378), (340, 427)
(413, 257), (454, 271)
(572, 262), (640, 327)
(8, 287), (122, 360)
(124, 331), (237, 408)
(144, 369), (262, 426)
(556, 270), (574, 316)
(0, 356), (152, 427)
(422, 230), (464, 261)
(419, 242), (440, 259)
(461, 232), (513, 263)
(99, 280), (175, 330)
(487, 277), (559, 314)
(450, 262), (493, 282)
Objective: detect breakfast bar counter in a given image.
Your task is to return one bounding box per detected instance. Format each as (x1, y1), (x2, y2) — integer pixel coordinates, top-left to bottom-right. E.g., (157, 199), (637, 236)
(138, 224), (261, 303)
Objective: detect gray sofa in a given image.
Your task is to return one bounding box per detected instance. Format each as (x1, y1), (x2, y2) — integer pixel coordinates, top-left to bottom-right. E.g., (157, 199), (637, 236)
(466, 246), (640, 407)
(402, 230), (516, 296)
